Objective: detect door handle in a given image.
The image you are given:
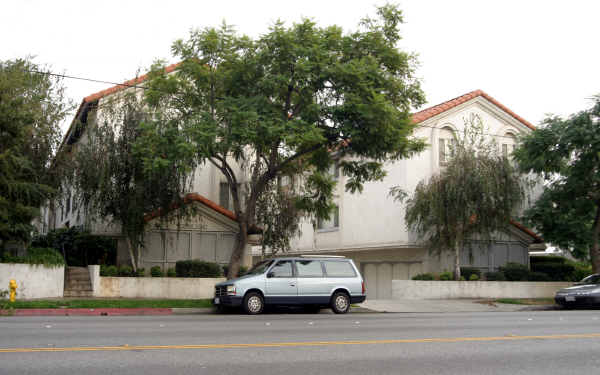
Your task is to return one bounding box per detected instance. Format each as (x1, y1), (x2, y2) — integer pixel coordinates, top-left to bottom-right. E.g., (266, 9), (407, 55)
(289, 283), (296, 287)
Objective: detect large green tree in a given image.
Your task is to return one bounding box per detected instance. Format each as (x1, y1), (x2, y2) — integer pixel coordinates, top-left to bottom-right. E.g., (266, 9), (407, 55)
(394, 116), (527, 279)
(69, 92), (197, 271)
(145, 4), (426, 278)
(514, 96), (600, 272)
(0, 58), (71, 249)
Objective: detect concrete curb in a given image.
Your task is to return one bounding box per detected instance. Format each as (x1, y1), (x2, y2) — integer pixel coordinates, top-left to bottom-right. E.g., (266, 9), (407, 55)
(9, 308), (174, 316)
(1, 306), (375, 316)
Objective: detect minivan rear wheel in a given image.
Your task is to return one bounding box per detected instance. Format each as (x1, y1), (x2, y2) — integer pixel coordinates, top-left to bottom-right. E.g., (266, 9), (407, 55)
(243, 292), (264, 315)
(331, 292), (350, 314)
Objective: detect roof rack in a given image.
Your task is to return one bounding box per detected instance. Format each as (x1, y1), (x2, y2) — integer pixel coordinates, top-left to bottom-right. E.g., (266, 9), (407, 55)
(299, 255), (346, 258)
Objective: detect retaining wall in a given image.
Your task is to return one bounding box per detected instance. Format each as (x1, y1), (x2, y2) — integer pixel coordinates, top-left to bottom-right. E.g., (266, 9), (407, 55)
(0, 263), (64, 299)
(89, 266), (224, 298)
(392, 280), (572, 299)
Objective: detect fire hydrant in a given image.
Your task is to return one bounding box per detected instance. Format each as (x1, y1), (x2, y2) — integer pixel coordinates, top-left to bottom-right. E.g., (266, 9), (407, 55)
(9, 279), (17, 303)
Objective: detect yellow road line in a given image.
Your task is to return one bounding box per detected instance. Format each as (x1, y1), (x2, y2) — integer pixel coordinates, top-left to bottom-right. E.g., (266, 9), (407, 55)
(2, 333), (600, 353)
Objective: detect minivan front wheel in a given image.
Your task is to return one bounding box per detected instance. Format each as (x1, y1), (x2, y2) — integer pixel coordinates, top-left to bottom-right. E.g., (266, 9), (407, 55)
(331, 292), (350, 314)
(243, 292), (264, 315)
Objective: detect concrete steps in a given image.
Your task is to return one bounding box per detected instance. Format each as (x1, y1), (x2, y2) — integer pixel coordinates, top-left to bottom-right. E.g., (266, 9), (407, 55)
(64, 267), (93, 298)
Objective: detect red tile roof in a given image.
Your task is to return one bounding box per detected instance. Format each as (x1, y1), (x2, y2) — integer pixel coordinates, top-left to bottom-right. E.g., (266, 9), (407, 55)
(411, 89), (536, 131)
(144, 193), (237, 223)
(83, 62), (180, 104)
(510, 220), (543, 243)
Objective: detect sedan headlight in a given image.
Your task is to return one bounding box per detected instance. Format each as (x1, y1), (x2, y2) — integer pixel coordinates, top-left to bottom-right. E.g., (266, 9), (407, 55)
(226, 285), (236, 296)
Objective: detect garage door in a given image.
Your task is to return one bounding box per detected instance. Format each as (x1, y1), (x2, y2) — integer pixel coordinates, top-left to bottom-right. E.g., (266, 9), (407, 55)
(362, 262), (423, 300)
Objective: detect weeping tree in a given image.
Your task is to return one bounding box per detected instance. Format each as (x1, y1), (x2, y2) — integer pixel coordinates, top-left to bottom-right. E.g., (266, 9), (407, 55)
(255, 176), (302, 257)
(0, 58), (72, 250)
(392, 115), (528, 279)
(68, 91), (197, 271)
(145, 4), (426, 278)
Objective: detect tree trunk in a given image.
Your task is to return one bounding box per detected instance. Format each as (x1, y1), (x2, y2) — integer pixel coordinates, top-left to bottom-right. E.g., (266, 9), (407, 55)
(591, 203), (600, 274)
(454, 237), (462, 280)
(227, 220), (248, 279)
(125, 236), (138, 272)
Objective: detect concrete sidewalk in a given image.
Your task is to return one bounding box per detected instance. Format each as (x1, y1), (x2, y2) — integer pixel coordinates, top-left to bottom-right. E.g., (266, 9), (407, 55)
(358, 299), (557, 313)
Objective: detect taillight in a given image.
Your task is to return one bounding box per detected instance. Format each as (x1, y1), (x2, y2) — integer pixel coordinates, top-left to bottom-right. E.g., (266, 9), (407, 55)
(361, 281), (366, 295)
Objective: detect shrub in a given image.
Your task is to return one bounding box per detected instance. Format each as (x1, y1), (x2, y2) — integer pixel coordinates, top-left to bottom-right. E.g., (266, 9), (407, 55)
(31, 227), (116, 267)
(102, 265), (118, 276)
(499, 263), (529, 281)
(167, 268), (176, 277)
(530, 256), (567, 266)
(461, 267), (482, 280)
(439, 271), (454, 281)
(1, 247), (65, 267)
(485, 271), (506, 281)
(118, 265), (134, 277)
(150, 266), (163, 277)
(469, 274), (480, 281)
(527, 272), (551, 281)
(572, 262), (593, 282)
(135, 268), (146, 277)
(176, 260), (222, 277)
(412, 273), (435, 280)
(531, 262), (575, 281)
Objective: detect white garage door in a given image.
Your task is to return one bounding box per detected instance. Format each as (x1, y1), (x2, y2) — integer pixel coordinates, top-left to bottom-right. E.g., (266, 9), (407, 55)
(362, 262), (423, 300)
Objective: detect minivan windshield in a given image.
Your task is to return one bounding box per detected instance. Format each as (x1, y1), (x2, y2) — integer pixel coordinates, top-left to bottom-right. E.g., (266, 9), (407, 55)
(245, 260), (274, 276)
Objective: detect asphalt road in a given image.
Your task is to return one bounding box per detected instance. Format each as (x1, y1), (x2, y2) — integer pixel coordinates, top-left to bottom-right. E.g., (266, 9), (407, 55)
(1, 310), (600, 375)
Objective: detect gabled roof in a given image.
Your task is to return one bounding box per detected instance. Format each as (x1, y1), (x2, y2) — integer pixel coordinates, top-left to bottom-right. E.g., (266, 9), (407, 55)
(510, 220), (543, 243)
(84, 62), (180, 104)
(144, 193), (237, 223)
(411, 89), (536, 131)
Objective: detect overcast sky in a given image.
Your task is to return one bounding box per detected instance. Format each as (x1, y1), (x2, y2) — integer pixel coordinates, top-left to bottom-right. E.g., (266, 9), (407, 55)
(3, 0), (599, 133)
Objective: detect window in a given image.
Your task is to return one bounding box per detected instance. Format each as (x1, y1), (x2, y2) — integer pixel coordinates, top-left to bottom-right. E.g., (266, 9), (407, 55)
(317, 205), (339, 230)
(502, 133), (517, 158)
(323, 260), (356, 277)
(219, 182), (230, 210)
(65, 193), (71, 218)
(269, 260), (293, 277)
(295, 260), (324, 277)
(438, 127), (456, 165)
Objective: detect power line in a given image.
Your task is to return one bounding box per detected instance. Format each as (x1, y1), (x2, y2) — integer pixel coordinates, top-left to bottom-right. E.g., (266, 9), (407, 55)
(25, 69), (152, 92)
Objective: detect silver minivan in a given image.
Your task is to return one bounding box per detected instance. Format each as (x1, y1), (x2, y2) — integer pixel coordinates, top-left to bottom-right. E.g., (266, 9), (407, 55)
(213, 256), (366, 314)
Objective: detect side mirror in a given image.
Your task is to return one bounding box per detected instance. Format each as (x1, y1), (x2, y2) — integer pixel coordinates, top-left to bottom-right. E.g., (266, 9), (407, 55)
(267, 272), (275, 278)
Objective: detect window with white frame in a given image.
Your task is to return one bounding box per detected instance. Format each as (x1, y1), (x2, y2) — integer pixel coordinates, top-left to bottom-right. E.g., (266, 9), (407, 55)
(317, 205), (339, 231)
(438, 127), (456, 165)
(219, 182), (230, 210)
(502, 132), (517, 158)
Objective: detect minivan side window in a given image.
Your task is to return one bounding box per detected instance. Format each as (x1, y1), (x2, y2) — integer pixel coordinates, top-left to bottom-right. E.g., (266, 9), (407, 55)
(323, 260), (356, 277)
(269, 260), (293, 277)
(295, 260), (324, 277)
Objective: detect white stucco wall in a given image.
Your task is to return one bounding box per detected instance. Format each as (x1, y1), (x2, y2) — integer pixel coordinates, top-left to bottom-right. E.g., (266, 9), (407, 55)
(292, 97), (538, 254)
(94, 276), (225, 299)
(392, 280), (571, 299)
(0, 263), (64, 299)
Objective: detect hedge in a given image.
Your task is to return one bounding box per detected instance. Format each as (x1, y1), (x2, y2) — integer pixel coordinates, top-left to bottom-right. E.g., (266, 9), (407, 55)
(176, 260), (222, 277)
(1, 247), (65, 267)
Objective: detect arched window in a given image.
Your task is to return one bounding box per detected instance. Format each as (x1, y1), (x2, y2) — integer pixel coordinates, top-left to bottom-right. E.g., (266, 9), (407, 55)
(439, 126), (456, 165)
(502, 132), (517, 158)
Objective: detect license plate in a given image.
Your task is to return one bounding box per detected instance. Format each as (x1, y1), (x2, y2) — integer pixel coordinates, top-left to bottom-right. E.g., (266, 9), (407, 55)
(214, 297), (220, 304)
(565, 296), (575, 302)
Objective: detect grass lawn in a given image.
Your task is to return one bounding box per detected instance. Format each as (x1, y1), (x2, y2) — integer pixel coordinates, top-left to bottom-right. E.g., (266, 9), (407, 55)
(3, 299), (213, 309)
(495, 298), (556, 305)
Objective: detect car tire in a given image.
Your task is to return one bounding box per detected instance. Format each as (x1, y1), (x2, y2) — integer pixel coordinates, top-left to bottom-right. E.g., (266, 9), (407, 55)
(243, 292), (264, 315)
(331, 292), (350, 314)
